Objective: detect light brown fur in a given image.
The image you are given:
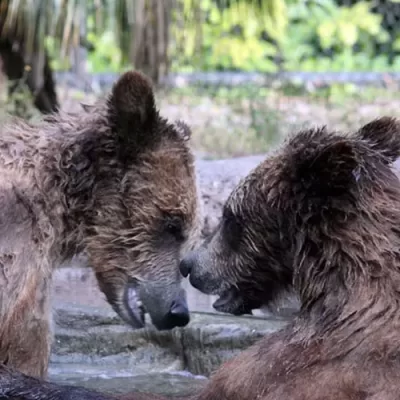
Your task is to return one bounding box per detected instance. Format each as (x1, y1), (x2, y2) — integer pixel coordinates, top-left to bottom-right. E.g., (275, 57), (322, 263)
(0, 70), (201, 380)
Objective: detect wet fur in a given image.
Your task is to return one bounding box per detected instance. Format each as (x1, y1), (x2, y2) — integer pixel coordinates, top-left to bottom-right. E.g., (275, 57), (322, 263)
(0, 70), (200, 380)
(3, 117), (400, 399)
(185, 117), (400, 399)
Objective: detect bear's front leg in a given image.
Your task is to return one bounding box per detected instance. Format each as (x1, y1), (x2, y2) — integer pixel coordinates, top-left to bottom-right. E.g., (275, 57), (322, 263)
(0, 273), (53, 379)
(0, 183), (55, 380)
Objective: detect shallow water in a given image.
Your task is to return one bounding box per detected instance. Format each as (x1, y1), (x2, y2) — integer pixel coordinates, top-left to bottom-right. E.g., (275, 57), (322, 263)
(49, 364), (208, 397)
(49, 299), (293, 397)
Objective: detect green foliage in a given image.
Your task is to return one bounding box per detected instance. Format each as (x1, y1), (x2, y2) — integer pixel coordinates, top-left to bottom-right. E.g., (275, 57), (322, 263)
(208, 2), (279, 72)
(9, 0), (399, 75)
(45, 37), (71, 71)
(281, 0), (397, 72)
(86, 31), (124, 73)
(1, 0), (135, 75)
(44, 14), (130, 73)
(170, 0), (286, 73)
(0, 78), (41, 121)
(168, 0), (399, 74)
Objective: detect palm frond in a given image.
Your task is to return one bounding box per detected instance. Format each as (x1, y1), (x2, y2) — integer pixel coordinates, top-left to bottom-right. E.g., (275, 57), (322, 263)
(0, 0), (287, 82)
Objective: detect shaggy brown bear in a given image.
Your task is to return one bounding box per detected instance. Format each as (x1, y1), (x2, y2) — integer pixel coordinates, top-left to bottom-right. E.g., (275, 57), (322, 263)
(2, 117), (400, 400)
(0, 69), (201, 381)
(181, 116), (400, 399)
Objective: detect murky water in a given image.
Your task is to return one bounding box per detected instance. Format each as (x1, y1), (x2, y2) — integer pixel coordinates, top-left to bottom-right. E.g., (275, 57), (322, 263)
(49, 309), (288, 397)
(49, 364), (207, 397)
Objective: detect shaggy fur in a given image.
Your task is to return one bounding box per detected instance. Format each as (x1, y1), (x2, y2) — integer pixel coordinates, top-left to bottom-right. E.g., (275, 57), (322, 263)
(3, 117), (400, 399)
(180, 116), (400, 399)
(0, 70), (201, 381)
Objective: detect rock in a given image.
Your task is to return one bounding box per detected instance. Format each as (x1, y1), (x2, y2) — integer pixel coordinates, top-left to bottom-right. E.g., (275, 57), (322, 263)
(50, 303), (288, 395)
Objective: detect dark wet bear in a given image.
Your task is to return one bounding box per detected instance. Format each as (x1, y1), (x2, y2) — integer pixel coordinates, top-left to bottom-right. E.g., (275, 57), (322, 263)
(0, 70), (200, 379)
(180, 117), (400, 399)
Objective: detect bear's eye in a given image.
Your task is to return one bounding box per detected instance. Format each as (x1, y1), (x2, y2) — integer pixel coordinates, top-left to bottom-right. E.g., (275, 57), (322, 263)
(163, 215), (185, 242)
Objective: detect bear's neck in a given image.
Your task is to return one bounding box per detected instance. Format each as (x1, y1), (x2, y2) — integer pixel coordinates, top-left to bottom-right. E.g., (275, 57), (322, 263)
(295, 245), (400, 348)
(294, 202), (400, 336)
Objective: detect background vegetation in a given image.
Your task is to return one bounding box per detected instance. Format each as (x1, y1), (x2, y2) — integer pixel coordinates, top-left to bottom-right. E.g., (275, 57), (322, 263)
(0, 0), (399, 158)
(36, 0), (400, 75)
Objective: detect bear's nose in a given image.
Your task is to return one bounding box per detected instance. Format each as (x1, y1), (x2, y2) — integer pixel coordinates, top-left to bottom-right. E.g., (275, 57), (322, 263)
(179, 253), (195, 277)
(153, 290), (190, 331)
(168, 297), (190, 327)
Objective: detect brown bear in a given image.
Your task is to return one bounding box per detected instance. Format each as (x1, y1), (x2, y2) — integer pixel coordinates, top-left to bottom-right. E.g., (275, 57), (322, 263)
(0, 69), (201, 382)
(180, 116), (400, 399)
(3, 117), (400, 400)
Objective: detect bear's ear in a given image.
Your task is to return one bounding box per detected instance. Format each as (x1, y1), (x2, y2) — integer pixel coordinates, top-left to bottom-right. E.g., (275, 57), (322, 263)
(172, 120), (192, 142)
(355, 117), (400, 164)
(295, 137), (360, 197)
(107, 70), (157, 149)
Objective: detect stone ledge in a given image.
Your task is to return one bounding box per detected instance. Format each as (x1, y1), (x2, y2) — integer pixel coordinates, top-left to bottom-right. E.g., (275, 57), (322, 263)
(52, 302), (289, 377)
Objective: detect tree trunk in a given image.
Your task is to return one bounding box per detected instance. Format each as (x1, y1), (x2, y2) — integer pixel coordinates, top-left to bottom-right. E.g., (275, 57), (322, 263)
(131, 0), (171, 85)
(0, 38), (59, 115)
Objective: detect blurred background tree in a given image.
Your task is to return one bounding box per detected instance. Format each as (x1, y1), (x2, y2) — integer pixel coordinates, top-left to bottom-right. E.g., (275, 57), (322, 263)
(0, 0), (305, 114)
(0, 0), (399, 153)
(1, 1), (399, 97)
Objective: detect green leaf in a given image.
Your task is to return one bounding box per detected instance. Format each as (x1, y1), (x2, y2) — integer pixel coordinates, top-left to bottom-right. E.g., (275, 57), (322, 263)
(317, 21), (336, 49)
(394, 38), (400, 51)
(338, 21), (358, 47)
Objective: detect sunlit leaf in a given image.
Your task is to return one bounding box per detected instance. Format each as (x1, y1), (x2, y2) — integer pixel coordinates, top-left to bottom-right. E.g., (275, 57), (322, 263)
(317, 21), (336, 49)
(338, 21), (358, 47)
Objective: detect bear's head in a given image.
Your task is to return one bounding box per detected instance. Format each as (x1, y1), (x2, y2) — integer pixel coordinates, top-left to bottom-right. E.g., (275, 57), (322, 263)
(57, 71), (201, 330)
(180, 117), (400, 316)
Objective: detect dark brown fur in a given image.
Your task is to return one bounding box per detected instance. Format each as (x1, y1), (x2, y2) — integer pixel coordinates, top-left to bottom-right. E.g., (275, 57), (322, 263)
(0, 70), (201, 380)
(179, 116), (400, 399)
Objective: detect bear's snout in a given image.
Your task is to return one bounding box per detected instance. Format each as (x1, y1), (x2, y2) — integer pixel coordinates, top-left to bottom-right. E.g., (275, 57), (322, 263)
(179, 252), (196, 277)
(155, 293), (190, 330)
